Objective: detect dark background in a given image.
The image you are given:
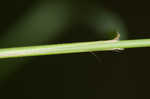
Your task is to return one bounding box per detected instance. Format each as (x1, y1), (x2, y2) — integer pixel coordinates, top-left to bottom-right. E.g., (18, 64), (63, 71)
(0, 0), (150, 99)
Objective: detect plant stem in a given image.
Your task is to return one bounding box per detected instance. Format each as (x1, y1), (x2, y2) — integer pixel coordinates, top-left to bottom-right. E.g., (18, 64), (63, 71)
(0, 39), (150, 59)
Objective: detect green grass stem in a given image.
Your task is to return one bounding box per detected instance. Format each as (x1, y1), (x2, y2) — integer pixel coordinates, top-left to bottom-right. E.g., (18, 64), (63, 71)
(0, 39), (150, 59)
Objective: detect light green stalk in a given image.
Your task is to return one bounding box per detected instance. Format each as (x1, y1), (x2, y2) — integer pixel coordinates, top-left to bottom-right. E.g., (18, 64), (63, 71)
(0, 39), (150, 59)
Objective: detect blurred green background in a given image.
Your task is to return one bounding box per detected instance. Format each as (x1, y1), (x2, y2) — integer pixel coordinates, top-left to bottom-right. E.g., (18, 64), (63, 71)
(0, 0), (150, 99)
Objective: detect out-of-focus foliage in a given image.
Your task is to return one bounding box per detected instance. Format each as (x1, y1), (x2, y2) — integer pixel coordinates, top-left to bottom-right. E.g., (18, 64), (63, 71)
(88, 8), (127, 40)
(0, 1), (71, 48)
